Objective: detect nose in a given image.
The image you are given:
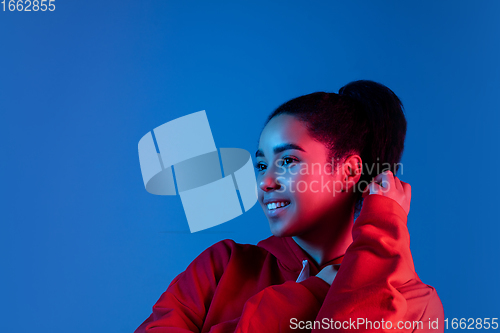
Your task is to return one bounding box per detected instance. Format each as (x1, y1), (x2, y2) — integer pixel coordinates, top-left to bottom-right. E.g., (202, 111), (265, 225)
(258, 171), (282, 192)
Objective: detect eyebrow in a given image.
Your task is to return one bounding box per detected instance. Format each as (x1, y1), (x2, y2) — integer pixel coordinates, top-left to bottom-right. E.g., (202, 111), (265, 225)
(255, 143), (306, 158)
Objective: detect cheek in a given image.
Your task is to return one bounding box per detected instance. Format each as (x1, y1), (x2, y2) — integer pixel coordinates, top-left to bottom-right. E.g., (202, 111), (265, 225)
(290, 173), (328, 194)
(292, 174), (339, 206)
(280, 172), (339, 200)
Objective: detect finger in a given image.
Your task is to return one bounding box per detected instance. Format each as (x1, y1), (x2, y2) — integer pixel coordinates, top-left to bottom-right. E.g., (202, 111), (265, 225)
(373, 170), (394, 189)
(384, 170), (395, 188)
(400, 181), (412, 204)
(394, 176), (403, 191)
(368, 181), (383, 196)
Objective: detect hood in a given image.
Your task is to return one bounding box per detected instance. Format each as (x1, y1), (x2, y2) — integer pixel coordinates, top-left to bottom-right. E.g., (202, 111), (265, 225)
(257, 235), (344, 276)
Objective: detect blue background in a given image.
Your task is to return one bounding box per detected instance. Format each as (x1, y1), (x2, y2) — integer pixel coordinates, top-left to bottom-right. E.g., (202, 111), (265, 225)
(1, 1), (499, 332)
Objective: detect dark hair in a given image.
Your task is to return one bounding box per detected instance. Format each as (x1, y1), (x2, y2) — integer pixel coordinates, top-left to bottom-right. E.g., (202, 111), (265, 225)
(266, 80), (407, 217)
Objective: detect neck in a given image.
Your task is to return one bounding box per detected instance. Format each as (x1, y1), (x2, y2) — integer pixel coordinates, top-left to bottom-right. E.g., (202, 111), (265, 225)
(292, 198), (355, 267)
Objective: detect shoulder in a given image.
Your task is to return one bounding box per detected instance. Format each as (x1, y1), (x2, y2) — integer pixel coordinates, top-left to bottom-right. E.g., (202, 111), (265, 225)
(414, 284), (445, 332)
(398, 280), (444, 323)
(420, 285), (445, 320)
(184, 239), (270, 277)
(200, 238), (269, 258)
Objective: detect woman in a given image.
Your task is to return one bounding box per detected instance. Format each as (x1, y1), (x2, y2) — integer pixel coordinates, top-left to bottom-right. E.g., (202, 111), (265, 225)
(135, 80), (444, 332)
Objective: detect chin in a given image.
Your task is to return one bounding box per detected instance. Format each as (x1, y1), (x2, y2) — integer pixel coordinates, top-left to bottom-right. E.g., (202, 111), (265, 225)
(268, 219), (298, 238)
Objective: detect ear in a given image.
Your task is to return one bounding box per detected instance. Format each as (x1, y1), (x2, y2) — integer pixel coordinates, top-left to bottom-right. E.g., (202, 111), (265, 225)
(341, 155), (362, 192)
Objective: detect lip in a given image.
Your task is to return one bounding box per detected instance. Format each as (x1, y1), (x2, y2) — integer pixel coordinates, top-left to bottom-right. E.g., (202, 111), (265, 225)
(262, 198), (291, 218)
(266, 202), (290, 217)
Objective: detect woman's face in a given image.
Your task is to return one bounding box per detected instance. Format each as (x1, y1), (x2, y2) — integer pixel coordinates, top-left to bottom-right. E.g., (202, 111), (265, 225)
(255, 114), (346, 237)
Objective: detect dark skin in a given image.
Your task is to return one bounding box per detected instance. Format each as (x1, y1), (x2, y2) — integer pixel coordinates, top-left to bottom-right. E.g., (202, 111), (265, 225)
(256, 114), (411, 285)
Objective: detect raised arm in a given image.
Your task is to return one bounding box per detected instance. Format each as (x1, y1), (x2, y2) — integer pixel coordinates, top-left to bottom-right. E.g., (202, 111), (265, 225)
(313, 171), (443, 332)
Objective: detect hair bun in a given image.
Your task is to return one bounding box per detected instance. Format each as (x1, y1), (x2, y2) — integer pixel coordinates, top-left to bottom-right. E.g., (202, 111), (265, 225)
(338, 80), (407, 177)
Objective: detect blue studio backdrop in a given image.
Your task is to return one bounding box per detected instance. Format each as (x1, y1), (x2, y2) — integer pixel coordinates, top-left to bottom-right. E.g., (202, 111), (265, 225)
(1, 1), (499, 332)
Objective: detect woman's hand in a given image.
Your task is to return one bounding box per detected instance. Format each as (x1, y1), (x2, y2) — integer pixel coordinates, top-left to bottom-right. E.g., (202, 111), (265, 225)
(315, 264), (340, 286)
(362, 170), (412, 215)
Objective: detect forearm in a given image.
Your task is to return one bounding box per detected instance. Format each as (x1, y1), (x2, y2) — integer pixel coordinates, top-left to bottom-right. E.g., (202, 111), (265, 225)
(314, 194), (417, 332)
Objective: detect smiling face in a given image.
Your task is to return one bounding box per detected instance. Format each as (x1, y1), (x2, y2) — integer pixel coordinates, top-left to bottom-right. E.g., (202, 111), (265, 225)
(255, 114), (348, 238)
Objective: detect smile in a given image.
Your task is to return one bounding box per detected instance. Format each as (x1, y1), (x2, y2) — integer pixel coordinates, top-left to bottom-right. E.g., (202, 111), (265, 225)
(267, 201), (291, 210)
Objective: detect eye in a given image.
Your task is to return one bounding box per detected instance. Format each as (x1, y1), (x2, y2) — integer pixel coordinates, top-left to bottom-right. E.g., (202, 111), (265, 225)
(255, 162), (267, 172)
(279, 156), (299, 167)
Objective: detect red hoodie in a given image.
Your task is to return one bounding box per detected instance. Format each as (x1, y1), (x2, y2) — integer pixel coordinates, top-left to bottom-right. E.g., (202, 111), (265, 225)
(135, 194), (444, 332)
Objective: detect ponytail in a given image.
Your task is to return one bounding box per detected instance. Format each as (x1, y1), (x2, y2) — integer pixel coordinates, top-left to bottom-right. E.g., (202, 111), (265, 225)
(339, 80), (407, 220)
(339, 80), (407, 180)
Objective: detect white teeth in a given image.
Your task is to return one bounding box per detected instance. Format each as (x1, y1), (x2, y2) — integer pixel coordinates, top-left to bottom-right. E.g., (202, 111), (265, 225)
(266, 201), (290, 210)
